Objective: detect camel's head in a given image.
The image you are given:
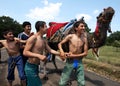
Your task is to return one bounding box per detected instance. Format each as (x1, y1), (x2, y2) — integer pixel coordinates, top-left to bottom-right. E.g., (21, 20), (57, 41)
(97, 7), (115, 23)
(103, 7), (115, 22)
(95, 7), (115, 34)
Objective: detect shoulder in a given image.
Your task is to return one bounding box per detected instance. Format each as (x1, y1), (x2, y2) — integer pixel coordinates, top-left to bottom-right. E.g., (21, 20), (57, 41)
(18, 32), (23, 36)
(18, 32), (23, 38)
(27, 35), (37, 43)
(0, 40), (6, 43)
(18, 32), (29, 40)
(66, 34), (73, 38)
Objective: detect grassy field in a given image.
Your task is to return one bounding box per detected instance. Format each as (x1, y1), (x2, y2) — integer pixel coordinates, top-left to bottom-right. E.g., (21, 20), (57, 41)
(85, 46), (120, 67)
(83, 46), (120, 82)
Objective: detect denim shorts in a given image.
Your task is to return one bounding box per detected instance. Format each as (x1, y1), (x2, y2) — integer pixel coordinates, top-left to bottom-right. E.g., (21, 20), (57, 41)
(7, 55), (26, 81)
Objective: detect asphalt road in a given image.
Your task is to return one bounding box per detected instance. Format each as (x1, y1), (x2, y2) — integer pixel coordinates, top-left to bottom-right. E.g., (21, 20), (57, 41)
(0, 48), (120, 86)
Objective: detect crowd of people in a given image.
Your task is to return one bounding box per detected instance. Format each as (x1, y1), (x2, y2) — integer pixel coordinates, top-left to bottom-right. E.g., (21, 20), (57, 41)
(0, 20), (88, 86)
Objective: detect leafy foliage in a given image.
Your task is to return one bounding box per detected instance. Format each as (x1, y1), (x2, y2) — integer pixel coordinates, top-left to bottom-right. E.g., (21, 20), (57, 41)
(0, 16), (23, 39)
(106, 31), (120, 45)
(112, 40), (120, 51)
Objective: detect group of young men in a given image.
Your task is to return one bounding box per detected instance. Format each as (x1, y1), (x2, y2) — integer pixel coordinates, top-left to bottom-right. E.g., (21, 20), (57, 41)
(0, 20), (88, 86)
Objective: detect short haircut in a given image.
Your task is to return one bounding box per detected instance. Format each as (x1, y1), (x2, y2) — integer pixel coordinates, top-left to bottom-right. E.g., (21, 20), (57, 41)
(35, 21), (46, 32)
(3, 29), (13, 36)
(22, 21), (31, 28)
(73, 20), (85, 28)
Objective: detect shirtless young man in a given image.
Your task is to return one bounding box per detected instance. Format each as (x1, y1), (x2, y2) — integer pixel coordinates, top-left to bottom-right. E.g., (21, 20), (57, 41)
(0, 30), (26, 86)
(23, 21), (60, 86)
(58, 20), (88, 86)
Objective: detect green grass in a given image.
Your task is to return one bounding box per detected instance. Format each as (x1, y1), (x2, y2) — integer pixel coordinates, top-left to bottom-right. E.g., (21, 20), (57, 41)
(86, 46), (120, 67)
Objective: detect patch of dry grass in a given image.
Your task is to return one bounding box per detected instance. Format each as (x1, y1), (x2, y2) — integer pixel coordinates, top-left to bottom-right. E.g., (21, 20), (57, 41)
(83, 59), (120, 82)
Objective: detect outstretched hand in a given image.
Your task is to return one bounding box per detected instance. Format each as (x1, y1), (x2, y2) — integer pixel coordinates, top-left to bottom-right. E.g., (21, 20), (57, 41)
(59, 52), (72, 61)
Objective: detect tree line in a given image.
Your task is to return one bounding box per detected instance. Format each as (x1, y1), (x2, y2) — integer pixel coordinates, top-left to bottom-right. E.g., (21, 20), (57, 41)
(0, 16), (23, 39)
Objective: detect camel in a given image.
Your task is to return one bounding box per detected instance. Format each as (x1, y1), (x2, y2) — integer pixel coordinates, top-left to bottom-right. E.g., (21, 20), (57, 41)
(41, 7), (115, 80)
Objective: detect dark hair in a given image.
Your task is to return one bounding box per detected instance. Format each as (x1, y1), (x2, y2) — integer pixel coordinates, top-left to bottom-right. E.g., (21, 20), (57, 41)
(73, 20), (85, 32)
(35, 21), (46, 32)
(3, 29), (13, 36)
(22, 21), (31, 28)
(73, 20), (85, 28)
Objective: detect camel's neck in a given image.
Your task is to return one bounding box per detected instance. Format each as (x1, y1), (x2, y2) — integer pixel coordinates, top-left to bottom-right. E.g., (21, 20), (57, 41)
(88, 24), (108, 49)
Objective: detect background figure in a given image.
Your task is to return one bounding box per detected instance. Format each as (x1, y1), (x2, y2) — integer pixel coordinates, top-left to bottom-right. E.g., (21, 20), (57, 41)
(18, 21), (33, 67)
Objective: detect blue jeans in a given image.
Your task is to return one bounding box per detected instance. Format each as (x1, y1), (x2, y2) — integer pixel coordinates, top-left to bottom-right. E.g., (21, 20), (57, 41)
(25, 62), (42, 86)
(7, 55), (26, 81)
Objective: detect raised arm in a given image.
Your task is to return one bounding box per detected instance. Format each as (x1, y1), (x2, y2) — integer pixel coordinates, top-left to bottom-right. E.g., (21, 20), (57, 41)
(14, 37), (26, 44)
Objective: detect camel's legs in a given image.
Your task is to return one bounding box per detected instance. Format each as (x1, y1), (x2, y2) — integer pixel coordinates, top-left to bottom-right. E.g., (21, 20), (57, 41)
(92, 48), (99, 61)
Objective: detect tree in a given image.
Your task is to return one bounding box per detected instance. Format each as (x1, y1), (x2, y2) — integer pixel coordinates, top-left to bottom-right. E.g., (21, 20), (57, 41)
(106, 31), (120, 45)
(0, 16), (23, 39)
(112, 40), (120, 51)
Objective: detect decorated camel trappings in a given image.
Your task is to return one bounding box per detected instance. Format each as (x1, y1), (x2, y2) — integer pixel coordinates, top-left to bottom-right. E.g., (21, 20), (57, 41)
(45, 7), (115, 70)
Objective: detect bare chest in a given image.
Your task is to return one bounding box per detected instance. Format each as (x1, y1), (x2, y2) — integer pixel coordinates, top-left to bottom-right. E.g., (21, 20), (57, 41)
(69, 36), (85, 53)
(4, 41), (19, 50)
(34, 39), (46, 52)
(71, 37), (84, 48)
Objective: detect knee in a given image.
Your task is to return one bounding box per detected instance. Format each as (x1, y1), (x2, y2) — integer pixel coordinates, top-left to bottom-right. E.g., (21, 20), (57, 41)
(59, 80), (67, 86)
(59, 83), (66, 86)
(78, 80), (85, 86)
(19, 74), (26, 80)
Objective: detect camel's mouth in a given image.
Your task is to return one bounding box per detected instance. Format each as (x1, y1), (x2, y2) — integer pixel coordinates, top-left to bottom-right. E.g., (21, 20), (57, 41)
(95, 7), (115, 35)
(100, 7), (115, 23)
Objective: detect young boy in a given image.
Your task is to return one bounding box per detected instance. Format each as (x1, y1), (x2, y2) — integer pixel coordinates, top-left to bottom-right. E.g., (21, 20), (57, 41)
(0, 30), (26, 86)
(23, 21), (60, 86)
(18, 21), (33, 67)
(58, 20), (88, 86)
